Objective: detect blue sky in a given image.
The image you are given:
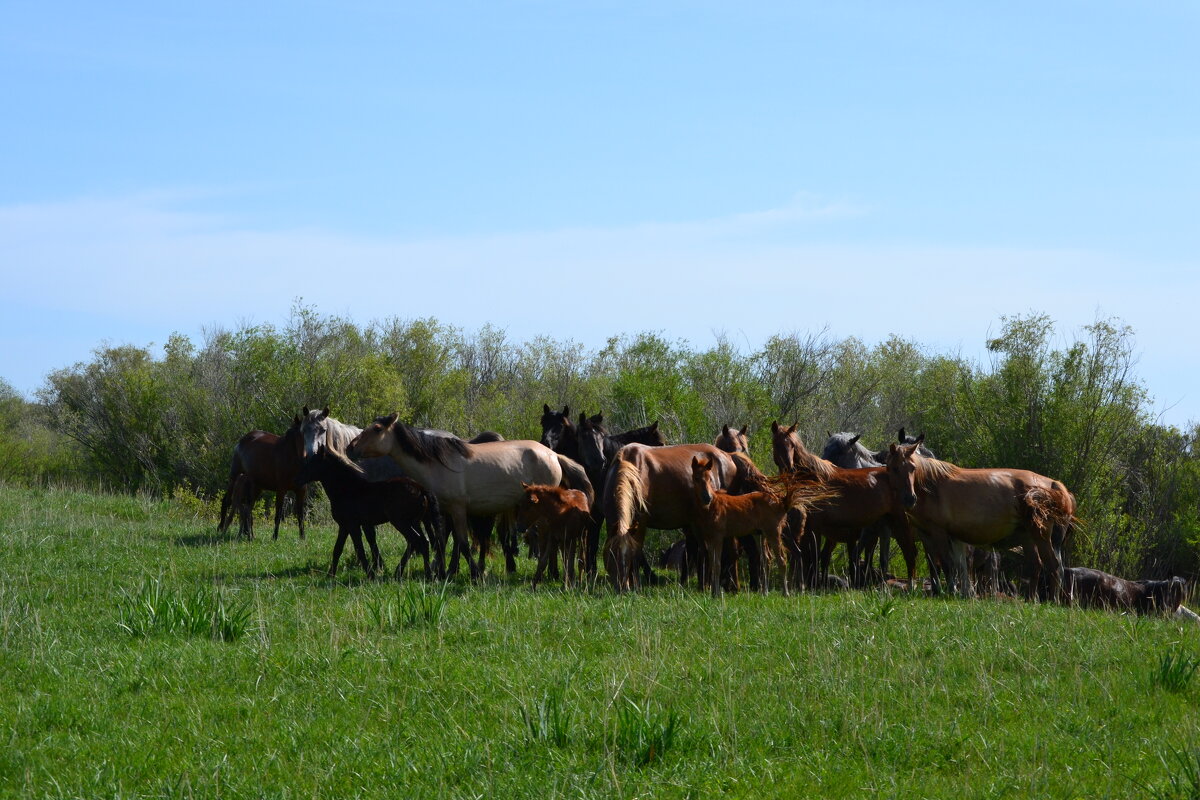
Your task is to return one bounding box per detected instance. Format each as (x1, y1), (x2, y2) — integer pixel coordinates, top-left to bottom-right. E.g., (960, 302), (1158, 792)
(2, 2), (1197, 427)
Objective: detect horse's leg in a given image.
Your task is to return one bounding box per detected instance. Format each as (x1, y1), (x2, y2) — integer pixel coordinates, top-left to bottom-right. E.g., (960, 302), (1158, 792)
(348, 525), (375, 579)
(328, 524), (351, 577)
(1034, 530), (1064, 604)
(1022, 538), (1044, 602)
(500, 515), (519, 575)
(449, 507), (482, 580)
(948, 538), (972, 598)
(584, 512), (602, 578)
(532, 527), (552, 590)
(819, 537), (835, 589)
(363, 524), (384, 575)
(272, 491), (284, 541)
(707, 537), (723, 598)
(682, 532), (699, 589)
(742, 535), (763, 593)
(565, 525), (579, 590)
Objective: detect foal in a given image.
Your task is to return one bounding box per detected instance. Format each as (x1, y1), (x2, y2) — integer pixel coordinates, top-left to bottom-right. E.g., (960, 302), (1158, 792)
(690, 455), (795, 598)
(294, 448), (436, 580)
(515, 483), (591, 589)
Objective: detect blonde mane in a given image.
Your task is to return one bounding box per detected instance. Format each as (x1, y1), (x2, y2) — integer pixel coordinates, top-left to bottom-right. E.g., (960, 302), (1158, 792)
(912, 455), (958, 491)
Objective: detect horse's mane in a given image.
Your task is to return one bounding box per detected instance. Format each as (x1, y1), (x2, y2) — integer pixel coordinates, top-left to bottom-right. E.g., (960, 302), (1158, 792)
(912, 456), (959, 490)
(782, 432), (838, 482)
(325, 417), (363, 452)
(393, 421), (470, 466)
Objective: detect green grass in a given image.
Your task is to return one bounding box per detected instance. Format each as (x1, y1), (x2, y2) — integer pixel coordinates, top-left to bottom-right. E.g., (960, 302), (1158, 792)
(1, 482), (1198, 798)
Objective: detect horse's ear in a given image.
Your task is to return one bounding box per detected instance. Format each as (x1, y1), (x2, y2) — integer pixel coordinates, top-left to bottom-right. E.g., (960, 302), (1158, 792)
(595, 413), (605, 425)
(722, 424), (731, 434)
(772, 421), (780, 434)
(650, 420), (658, 431)
(889, 443), (899, 454)
(740, 424), (749, 435)
(787, 423), (798, 434)
(293, 414), (301, 425)
(543, 404), (552, 415)
(320, 406), (329, 420)
(915, 432), (925, 444)
(692, 455), (702, 468)
(562, 405), (570, 417)
(849, 434), (861, 447)
(898, 427), (907, 442)
(303, 405), (310, 415)
(384, 412), (399, 426)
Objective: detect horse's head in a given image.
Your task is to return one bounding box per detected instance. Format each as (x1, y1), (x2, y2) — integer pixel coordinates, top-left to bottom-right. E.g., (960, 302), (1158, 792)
(690, 455), (717, 507)
(885, 436), (925, 509)
(770, 421), (800, 473)
(898, 428), (935, 459)
(577, 412), (608, 473)
(539, 404), (572, 451)
(715, 424), (750, 454)
(821, 432), (880, 468)
(301, 405), (332, 459)
(348, 412), (398, 460)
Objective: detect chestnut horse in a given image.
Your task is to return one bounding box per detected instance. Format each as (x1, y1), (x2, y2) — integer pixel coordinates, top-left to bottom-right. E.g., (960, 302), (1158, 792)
(601, 442), (761, 592)
(690, 455), (827, 597)
(218, 415), (307, 540)
(770, 422), (917, 589)
(515, 483), (591, 589)
(883, 440), (1075, 601)
(348, 414), (593, 580)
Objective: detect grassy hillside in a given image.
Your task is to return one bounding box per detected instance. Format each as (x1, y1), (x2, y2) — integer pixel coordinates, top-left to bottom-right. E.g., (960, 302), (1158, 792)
(1, 484), (1198, 799)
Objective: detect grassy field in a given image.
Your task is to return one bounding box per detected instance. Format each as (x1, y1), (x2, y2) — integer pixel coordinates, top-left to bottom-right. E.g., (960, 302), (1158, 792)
(1, 484), (1199, 799)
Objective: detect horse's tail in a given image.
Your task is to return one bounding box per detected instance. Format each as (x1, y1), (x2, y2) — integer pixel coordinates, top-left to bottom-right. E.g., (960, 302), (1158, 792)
(217, 448), (245, 533)
(1024, 483), (1077, 558)
(768, 472), (838, 513)
(556, 453), (595, 508)
(610, 457), (646, 539)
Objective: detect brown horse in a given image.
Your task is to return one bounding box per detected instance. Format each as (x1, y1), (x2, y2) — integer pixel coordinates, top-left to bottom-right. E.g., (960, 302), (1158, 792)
(714, 424), (750, 454)
(770, 422), (917, 589)
(690, 455), (826, 597)
(883, 440), (1075, 601)
(601, 442), (763, 592)
(348, 413), (593, 580)
(218, 415), (308, 540)
(515, 483), (591, 589)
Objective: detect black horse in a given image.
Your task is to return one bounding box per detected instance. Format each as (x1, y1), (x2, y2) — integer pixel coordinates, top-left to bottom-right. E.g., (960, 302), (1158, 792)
(295, 447), (439, 580)
(539, 404), (579, 460)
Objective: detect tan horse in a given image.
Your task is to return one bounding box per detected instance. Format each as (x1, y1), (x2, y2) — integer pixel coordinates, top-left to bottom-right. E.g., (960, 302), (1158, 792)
(348, 413), (593, 579)
(883, 440), (1075, 601)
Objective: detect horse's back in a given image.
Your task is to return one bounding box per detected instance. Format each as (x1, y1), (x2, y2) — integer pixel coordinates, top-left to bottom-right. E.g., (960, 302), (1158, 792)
(461, 440), (561, 513)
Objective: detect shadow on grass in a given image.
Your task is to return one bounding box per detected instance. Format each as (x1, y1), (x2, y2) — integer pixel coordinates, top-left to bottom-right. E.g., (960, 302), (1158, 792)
(174, 531), (240, 547)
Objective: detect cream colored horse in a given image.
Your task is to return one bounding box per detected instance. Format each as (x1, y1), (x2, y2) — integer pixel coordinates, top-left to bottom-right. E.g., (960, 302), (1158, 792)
(348, 413), (592, 579)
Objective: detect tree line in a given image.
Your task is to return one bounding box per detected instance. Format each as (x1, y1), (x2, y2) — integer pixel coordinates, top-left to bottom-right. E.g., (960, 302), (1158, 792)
(2, 304), (1197, 580)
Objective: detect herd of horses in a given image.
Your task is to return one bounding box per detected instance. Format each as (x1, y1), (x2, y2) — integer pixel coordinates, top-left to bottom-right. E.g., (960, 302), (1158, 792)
(214, 404), (1193, 616)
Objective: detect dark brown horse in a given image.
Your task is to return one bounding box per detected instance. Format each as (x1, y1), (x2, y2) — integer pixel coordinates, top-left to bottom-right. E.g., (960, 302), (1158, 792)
(539, 404), (579, 460)
(1067, 567), (1187, 614)
(602, 442), (761, 592)
(883, 440), (1075, 601)
(770, 422), (917, 589)
(218, 415), (307, 540)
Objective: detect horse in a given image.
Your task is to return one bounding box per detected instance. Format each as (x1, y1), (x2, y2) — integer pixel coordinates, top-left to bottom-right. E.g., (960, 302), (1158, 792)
(218, 415), (308, 540)
(770, 422), (917, 590)
(515, 483), (591, 589)
(348, 413), (593, 580)
(714, 424), (750, 454)
(1067, 568), (1187, 614)
(689, 456), (828, 597)
(300, 406), (515, 576)
(576, 412), (667, 575)
(294, 447), (437, 580)
(820, 429), (937, 583)
(883, 439), (1076, 601)
(539, 404), (579, 460)
(601, 442), (762, 592)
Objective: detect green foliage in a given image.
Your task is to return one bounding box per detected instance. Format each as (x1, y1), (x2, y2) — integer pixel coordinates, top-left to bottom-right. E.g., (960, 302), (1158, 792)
(117, 578), (251, 641)
(1154, 649), (1200, 693)
(10, 306), (1200, 577)
(612, 698), (681, 768)
(521, 683), (573, 747)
